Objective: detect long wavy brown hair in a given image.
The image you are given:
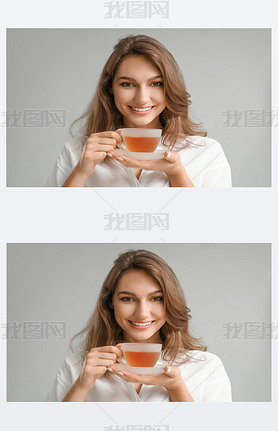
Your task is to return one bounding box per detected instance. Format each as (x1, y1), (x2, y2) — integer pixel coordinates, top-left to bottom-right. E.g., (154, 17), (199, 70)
(70, 34), (207, 149)
(71, 249), (207, 365)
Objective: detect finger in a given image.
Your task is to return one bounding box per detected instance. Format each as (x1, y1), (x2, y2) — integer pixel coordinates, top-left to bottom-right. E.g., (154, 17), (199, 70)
(164, 151), (179, 163)
(115, 343), (123, 354)
(95, 352), (118, 361)
(89, 131), (122, 142)
(114, 346), (123, 360)
(164, 366), (180, 378)
(115, 128), (123, 138)
(112, 130), (123, 144)
(94, 144), (118, 152)
(112, 344), (123, 362)
(111, 367), (161, 385)
(92, 345), (122, 360)
(114, 154), (161, 170)
(88, 359), (116, 367)
(109, 153), (129, 164)
(110, 368), (143, 382)
(110, 153), (144, 168)
(114, 130), (123, 147)
(86, 139), (118, 149)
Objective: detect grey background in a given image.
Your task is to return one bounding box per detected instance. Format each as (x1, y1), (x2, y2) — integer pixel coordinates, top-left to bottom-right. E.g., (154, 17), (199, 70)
(7, 28), (271, 187)
(7, 243), (271, 402)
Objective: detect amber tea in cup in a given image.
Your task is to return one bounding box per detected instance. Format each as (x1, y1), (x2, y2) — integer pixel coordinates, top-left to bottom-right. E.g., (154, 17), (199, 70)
(122, 343), (162, 367)
(121, 128), (162, 153)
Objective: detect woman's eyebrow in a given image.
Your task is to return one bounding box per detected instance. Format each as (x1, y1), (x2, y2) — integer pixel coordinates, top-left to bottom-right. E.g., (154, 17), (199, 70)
(148, 290), (163, 295)
(117, 75), (162, 82)
(117, 289), (162, 296)
(117, 290), (136, 295)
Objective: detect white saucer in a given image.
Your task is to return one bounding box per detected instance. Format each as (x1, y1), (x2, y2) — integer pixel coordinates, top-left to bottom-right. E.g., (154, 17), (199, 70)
(114, 363), (166, 375)
(114, 148), (165, 160)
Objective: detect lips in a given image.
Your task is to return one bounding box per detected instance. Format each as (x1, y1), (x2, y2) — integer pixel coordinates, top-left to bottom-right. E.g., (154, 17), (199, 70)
(128, 106), (154, 114)
(129, 320), (154, 328)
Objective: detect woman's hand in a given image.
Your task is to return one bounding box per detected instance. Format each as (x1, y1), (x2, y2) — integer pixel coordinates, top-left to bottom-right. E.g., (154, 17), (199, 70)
(76, 344), (122, 392)
(110, 365), (194, 401)
(109, 150), (194, 187)
(62, 130), (122, 187)
(62, 344), (122, 401)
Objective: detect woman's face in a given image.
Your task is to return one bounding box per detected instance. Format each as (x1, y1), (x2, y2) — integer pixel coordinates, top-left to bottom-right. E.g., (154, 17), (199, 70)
(112, 55), (166, 129)
(112, 269), (166, 343)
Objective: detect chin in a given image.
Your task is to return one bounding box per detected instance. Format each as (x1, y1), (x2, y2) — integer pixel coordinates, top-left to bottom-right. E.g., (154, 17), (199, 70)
(124, 114), (158, 127)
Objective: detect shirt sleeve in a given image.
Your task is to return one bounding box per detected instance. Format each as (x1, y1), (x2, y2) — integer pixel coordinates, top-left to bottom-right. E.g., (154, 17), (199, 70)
(44, 359), (75, 402)
(201, 356), (232, 402)
(44, 142), (76, 187)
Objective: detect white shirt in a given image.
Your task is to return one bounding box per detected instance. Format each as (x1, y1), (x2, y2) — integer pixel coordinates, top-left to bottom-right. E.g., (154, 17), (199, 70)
(45, 350), (232, 402)
(44, 136), (232, 187)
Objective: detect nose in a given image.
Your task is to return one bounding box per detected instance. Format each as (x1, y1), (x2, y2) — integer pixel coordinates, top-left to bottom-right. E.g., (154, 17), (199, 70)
(133, 300), (150, 319)
(133, 85), (149, 105)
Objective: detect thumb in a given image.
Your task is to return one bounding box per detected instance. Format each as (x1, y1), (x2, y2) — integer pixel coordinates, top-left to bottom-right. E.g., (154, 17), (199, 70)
(115, 343), (123, 349)
(115, 343), (123, 360)
(115, 129), (123, 146)
(164, 366), (179, 378)
(164, 151), (178, 164)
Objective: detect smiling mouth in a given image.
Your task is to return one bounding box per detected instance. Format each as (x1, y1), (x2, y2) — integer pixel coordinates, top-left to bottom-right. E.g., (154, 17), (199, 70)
(129, 320), (154, 328)
(128, 106), (154, 113)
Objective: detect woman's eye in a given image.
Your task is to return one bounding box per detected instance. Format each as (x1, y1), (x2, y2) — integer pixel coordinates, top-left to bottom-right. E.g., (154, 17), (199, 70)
(152, 296), (163, 301)
(151, 82), (163, 87)
(120, 297), (134, 302)
(120, 82), (133, 87)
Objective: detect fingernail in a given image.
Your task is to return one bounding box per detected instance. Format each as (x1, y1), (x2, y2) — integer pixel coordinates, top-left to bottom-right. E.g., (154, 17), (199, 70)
(107, 153), (113, 158)
(166, 152), (171, 159)
(107, 367), (113, 372)
(118, 371), (124, 375)
(166, 366), (171, 373)
(118, 157), (124, 161)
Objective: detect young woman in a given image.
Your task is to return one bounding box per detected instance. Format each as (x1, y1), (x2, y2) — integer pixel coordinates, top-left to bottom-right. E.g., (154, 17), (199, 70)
(44, 35), (232, 187)
(45, 250), (232, 402)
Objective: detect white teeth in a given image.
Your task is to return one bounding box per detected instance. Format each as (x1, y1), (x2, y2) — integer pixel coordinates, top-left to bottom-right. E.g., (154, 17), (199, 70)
(131, 107), (152, 112)
(131, 321), (153, 327)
